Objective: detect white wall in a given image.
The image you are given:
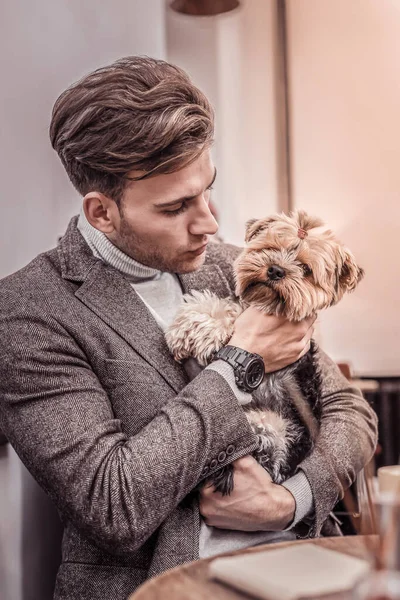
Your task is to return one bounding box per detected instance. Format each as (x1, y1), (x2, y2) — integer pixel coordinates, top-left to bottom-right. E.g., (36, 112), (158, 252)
(287, 0), (400, 376)
(0, 447), (22, 600)
(166, 0), (279, 245)
(0, 2), (166, 599)
(0, 0), (166, 279)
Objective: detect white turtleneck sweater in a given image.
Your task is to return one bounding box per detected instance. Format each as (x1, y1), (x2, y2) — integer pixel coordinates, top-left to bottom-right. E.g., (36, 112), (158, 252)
(77, 209), (313, 557)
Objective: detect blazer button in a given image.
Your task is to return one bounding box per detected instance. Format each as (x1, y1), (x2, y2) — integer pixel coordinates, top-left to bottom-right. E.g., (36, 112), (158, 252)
(201, 465), (209, 476)
(226, 444), (235, 456)
(218, 451), (226, 463)
(210, 459), (218, 469)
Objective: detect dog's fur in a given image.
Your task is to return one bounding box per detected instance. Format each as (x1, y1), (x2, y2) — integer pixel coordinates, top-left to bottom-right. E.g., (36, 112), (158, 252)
(166, 210), (364, 494)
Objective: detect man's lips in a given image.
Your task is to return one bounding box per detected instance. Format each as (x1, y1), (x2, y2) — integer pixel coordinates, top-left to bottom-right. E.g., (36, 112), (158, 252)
(188, 243), (208, 256)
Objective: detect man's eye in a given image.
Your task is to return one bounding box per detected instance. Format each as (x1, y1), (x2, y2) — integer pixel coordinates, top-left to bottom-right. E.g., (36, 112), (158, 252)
(301, 264), (313, 276)
(163, 187), (213, 217)
(163, 203), (188, 217)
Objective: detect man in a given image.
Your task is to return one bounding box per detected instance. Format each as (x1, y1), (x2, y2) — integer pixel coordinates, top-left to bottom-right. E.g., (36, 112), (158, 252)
(0, 57), (377, 600)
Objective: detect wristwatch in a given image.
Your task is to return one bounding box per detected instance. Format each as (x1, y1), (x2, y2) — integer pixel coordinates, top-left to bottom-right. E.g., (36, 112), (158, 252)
(214, 345), (265, 392)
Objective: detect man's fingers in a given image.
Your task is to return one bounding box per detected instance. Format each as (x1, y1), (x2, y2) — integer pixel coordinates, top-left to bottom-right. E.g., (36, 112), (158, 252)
(201, 481), (217, 497)
(310, 313), (318, 327)
(294, 315), (316, 341)
(232, 455), (255, 469)
(298, 339), (311, 359)
(303, 313), (317, 331)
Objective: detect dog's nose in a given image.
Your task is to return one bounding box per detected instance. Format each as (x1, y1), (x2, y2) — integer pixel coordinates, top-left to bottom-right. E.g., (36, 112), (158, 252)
(267, 265), (286, 281)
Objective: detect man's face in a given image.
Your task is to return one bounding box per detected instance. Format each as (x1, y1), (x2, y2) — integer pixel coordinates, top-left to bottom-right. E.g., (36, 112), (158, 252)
(107, 149), (219, 273)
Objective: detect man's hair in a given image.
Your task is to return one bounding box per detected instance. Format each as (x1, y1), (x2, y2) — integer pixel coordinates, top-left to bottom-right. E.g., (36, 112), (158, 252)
(50, 56), (214, 205)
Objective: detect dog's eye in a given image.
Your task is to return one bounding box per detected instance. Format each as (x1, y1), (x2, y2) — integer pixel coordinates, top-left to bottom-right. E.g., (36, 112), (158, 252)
(301, 264), (313, 276)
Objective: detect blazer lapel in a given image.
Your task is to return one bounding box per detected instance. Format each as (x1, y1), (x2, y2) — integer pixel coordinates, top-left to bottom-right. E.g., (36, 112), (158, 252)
(179, 264), (232, 297)
(59, 218), (233, 393)
(59, 218), (188, 393)
(75, 264), (189, 392)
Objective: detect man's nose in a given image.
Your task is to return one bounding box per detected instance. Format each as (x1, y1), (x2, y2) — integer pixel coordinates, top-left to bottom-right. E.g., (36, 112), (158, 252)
(188, 197), (219, 236)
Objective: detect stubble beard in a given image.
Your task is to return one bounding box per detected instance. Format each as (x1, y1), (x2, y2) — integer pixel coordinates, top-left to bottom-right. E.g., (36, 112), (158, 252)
(113, 217), (205, 274)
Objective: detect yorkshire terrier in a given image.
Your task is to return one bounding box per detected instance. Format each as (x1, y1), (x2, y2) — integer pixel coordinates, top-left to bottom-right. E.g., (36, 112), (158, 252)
(166, 210), (364, 494)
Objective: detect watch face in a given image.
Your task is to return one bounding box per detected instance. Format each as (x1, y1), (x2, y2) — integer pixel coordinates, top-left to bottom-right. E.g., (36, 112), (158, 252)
(245, 359), (265, 389)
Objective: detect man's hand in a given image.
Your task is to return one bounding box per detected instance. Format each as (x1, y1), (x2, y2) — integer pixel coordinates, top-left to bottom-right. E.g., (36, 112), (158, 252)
(199, 456), (295, 531)
(229, 309), (316, 373)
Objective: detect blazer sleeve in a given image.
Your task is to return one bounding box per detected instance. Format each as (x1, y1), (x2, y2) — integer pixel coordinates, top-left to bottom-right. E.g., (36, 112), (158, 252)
(0, 309), (257, 555)
(297, 348), (378, 536)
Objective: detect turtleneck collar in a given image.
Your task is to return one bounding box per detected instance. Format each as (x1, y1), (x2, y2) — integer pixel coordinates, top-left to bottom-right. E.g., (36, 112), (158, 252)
(77, 207), (161, 282)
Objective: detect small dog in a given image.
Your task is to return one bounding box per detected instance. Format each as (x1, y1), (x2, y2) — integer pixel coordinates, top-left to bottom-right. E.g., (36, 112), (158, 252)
(166, 210), (364, 494)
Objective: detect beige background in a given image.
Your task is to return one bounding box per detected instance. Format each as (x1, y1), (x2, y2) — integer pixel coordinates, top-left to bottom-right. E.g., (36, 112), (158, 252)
(287, 0), (400, 376)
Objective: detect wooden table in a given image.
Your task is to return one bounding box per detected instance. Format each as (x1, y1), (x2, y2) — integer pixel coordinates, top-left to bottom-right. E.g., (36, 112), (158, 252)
(129, 535), (376, 600)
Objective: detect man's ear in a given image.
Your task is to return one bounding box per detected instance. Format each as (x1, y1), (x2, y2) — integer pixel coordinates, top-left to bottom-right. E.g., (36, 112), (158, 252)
(83, 192), (119, 234)
(338, 246), (365, 293)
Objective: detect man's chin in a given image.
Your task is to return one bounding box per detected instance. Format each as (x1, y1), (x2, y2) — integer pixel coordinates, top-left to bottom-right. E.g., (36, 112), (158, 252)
(175, 253), (206, 274)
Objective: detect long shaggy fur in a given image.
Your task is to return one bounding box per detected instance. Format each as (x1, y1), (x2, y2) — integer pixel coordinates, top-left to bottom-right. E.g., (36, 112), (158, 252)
(166, 210), (364, 494)
(166, 290), (241, 366)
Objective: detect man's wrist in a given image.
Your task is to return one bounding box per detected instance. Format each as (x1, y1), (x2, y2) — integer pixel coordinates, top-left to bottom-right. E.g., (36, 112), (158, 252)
(206, 360), (253, 405)
(271, 484), (296, 530)
(213, 345), (265, 392)
(260, 482), (296, 531)
(281, 470), (314, 529)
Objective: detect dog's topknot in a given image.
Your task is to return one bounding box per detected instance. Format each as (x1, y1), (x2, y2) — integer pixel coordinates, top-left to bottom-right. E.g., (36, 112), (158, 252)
(245, 210), (325, 244)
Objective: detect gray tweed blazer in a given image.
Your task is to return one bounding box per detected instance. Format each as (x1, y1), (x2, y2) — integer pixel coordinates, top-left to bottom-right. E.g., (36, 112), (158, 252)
(0, 217), (377, 600)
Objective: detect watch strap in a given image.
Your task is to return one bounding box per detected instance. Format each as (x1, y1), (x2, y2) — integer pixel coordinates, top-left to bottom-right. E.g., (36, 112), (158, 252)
(215, 345), (255, 368)
(214, 345), (265, 392)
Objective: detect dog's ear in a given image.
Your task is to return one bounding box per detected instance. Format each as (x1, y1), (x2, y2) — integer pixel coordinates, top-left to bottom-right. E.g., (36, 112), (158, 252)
(245, 217), (273, 243)
(294, 209), (325, 232)
(338, 247), (365, 293)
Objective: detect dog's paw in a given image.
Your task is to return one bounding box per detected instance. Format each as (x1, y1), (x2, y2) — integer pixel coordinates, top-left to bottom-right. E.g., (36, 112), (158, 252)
(165, 290), (242, 366)
(207, 464), (234, 496)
